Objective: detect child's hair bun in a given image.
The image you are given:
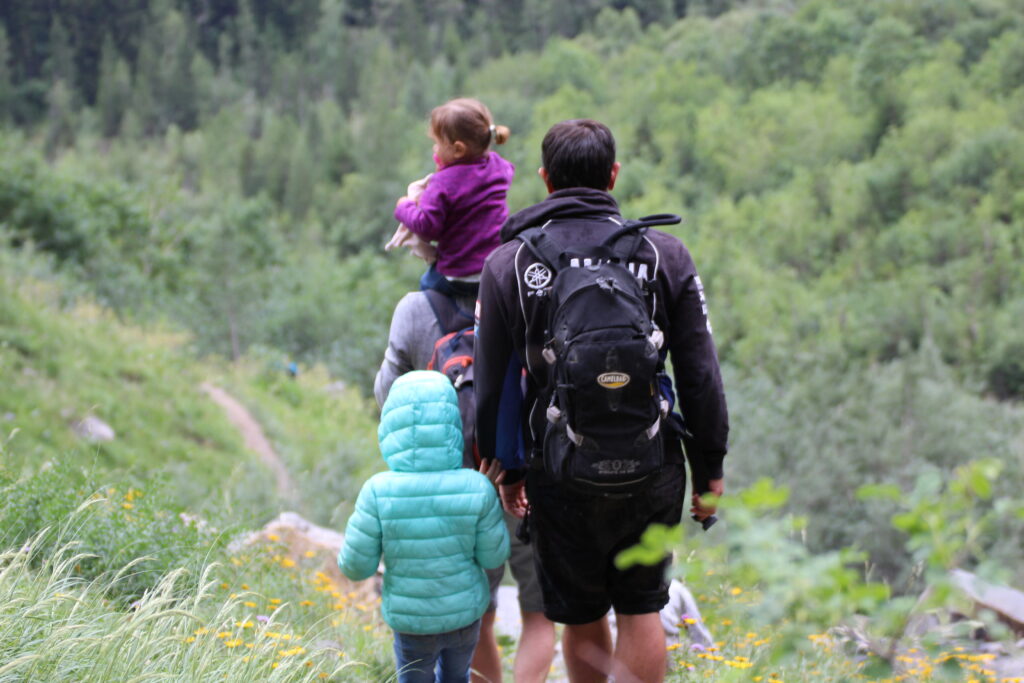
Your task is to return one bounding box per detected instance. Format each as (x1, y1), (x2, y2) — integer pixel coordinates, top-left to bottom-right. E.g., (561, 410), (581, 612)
(493, 125), (511, 145)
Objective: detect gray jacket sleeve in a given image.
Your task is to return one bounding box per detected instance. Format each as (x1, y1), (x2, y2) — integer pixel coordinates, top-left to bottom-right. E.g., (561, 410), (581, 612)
(373, 292), (442, 408)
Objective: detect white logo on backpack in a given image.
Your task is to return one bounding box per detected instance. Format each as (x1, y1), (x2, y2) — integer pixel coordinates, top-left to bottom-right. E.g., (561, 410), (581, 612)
(524, 263), (552, 289)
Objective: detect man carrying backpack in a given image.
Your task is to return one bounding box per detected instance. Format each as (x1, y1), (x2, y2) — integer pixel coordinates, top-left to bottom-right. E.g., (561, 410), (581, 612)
(475, 119), (729, 682)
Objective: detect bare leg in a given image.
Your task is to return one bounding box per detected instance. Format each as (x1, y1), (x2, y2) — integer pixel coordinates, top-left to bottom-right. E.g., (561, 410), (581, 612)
(472, 610), (502, 683)
(513, 610), (556, 683)
(562, 617), (612, 683)
(610, 613), (666, 683)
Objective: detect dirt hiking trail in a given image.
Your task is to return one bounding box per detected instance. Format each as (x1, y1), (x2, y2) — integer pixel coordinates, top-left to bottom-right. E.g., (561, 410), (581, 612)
(201, 382), (296, 501)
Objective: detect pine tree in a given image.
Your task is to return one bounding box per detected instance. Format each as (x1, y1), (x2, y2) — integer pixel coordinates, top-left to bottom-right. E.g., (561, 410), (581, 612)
(44, 79), (76, 157)
(45, 16), (77, 104)
(161, 9), (200, 130)
(283, 128), (316, 219)
(0, 25), (12, 123)
(95, 35), (132, 137)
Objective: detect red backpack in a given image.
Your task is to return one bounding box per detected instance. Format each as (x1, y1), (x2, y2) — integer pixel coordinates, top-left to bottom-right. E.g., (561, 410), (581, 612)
(425, 290), (480, 469)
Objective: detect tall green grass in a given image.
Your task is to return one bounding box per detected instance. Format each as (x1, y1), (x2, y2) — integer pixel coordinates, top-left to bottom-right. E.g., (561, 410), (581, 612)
(0, 508), (393, 681)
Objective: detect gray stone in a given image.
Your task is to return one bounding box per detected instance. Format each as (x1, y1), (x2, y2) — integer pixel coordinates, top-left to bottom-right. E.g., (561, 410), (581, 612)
(951, 569), (1024, 637)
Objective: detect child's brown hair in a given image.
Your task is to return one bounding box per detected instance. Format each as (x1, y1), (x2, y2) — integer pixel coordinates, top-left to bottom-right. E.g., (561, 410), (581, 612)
(430, 98), (510, 158)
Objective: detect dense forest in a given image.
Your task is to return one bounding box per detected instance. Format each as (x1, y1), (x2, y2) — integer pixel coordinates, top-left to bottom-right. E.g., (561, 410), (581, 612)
(2, 0), (1024, 589)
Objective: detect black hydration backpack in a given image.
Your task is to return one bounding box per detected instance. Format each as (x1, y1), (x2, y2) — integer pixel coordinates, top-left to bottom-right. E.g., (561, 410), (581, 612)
(424, 289), (480, 469)
(517, 214), (681, 495)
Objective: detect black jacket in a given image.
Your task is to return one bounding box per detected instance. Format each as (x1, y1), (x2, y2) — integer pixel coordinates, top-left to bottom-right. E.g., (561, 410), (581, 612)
(475, 188), (729, 489)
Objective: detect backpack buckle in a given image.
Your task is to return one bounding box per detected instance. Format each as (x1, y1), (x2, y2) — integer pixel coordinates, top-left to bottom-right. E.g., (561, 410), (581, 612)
(646, 417), (661, 440)
(565, 422), (585, 447)
(542, 346), (557, 364)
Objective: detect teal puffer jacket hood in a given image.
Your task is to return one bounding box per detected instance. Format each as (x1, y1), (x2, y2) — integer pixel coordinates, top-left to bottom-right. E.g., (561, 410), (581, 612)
(378, 369), (464, 474)
(338, 371), (510, 635)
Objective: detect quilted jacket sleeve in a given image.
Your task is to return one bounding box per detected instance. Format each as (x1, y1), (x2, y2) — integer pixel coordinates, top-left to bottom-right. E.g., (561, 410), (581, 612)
(337, 480), (383, 581)
(474, 485), (510, 570)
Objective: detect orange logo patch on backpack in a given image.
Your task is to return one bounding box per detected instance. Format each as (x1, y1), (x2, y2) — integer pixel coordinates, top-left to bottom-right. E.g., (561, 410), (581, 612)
(596, 372), (631, 389)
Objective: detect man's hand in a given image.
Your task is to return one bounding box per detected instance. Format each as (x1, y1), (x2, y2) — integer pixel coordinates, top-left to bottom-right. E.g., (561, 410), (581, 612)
(478, 458), (505, 490)
(690, 478), (724, 521)
(499, 480), (528, 518)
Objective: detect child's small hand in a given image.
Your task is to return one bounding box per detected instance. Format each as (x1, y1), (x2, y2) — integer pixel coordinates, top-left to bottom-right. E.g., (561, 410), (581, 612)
(499, 480), (528, 518)
(478, 458), (505, 489)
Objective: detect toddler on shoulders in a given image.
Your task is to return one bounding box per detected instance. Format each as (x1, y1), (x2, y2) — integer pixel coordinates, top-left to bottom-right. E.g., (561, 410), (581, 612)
(386, 98), (514, 294)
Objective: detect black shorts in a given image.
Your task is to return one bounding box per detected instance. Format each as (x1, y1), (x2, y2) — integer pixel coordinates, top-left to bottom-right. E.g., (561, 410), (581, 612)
(525, 462), (686, 625)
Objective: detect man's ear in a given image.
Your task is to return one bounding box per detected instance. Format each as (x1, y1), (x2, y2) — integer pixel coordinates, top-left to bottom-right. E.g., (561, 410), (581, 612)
(607, 162), (621, 191)
(538, 167), (555, 194)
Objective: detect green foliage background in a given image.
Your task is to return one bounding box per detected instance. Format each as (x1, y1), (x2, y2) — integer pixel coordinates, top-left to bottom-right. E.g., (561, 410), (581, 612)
(2, 0), (1024, 600)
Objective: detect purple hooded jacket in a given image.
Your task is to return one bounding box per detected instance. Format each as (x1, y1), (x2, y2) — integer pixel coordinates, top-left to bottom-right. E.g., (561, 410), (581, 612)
(394, 151), (515, 277)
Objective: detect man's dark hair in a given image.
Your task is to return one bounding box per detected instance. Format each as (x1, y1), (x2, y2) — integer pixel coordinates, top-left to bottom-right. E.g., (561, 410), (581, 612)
(541, 119), (616, 191)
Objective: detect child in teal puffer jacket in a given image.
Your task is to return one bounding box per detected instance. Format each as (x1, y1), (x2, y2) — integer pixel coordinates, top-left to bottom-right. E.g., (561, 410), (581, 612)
(338, 370), (510, 683)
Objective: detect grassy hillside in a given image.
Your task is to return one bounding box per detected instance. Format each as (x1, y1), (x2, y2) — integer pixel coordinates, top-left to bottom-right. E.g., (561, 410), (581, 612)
(0, 250), (396, 679)
(0, 247), (380, 524)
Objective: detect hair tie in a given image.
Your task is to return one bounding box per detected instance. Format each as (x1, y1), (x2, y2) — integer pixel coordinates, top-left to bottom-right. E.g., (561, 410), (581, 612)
(489, 124), (496, 143)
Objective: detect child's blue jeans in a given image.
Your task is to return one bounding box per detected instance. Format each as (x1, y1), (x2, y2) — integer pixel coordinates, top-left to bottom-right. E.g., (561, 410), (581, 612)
(392, 618), (482, 683)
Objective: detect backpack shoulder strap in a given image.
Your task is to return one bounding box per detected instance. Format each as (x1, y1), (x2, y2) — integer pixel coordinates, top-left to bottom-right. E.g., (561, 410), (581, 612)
(630, 213), (683, 229)
(518, 214), (681, 269)
(603, 214), (683, 263)
(516, 226), (568, 271)
(423, 289), (474, 335)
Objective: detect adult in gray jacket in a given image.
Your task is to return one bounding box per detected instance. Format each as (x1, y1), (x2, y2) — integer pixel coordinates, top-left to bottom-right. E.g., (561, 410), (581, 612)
(374, 290), (476, 407)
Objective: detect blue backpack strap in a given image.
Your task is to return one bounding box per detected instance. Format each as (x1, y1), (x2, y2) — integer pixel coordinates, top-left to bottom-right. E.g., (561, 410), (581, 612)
(423, 288), (474, 335)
